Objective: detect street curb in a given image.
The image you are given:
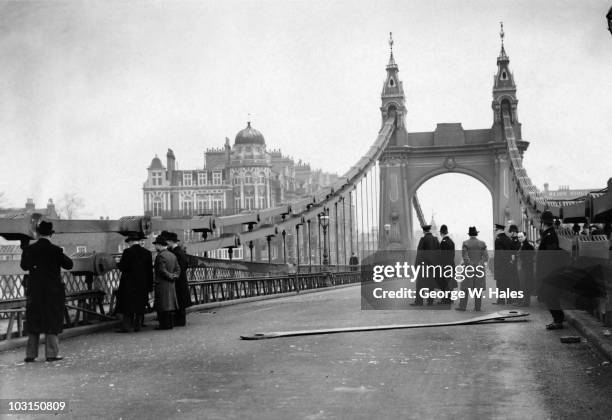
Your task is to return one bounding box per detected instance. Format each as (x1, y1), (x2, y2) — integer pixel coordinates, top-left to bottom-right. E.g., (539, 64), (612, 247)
(0, 282), (359, 353)
(564, 310), (612, 362)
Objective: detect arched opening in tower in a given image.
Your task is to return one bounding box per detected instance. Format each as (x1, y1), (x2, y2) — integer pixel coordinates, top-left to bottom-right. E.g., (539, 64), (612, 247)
(412, 173), (494, 250)
(387, 104), (397, 119)
(500, 98), (513, 123)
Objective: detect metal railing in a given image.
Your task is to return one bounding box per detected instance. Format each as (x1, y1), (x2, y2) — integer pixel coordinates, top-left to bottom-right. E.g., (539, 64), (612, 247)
(0, 266), (362, 340)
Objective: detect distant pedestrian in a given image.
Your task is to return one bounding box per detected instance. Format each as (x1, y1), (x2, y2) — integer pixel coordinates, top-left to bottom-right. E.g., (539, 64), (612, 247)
(116, 233), (153, 332)
(410, 224), (440, 306)
(515, 231), (535, 307)
(493, 223), (513, 305)
(165, 231), (192, 327)
(152, 236), (180, 330)
(349, 252), (359, 271)
(456, 226), (488, 312)
(20, 221), (73, 362)
(438, 224), (455, 304)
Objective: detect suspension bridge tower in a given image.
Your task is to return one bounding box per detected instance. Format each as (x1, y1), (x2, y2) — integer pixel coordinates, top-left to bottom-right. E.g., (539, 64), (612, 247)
(378, 27), (528, 250)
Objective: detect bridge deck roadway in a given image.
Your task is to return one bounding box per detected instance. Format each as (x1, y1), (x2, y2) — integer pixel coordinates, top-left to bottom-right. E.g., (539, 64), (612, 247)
(1, 286), (611, 419)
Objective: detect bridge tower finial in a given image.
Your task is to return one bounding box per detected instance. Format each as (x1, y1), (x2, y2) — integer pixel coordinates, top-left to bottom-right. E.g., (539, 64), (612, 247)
(387, 32), (397, 68)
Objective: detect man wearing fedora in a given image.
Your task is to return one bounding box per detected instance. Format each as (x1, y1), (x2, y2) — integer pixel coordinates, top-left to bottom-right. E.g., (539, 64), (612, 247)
(456, 226), (488, 311)
(493, 223), (513, 305)
(164, 231), (192, 327)
(116, 233), (153, 332)
(20, 221), (73, 362)
(152, 235), (180, 330)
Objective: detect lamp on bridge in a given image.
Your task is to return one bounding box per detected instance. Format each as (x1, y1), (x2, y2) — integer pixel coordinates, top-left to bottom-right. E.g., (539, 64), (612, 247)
(607, 6), (612, 36)
(318, 211), (330, 268)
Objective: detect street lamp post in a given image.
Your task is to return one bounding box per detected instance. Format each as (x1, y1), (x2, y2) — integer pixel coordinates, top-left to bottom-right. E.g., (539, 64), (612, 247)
(319, 212), (330, 268)
(319, 210), (331, 286)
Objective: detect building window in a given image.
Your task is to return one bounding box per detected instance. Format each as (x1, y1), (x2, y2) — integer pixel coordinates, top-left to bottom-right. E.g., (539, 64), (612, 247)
(212, 195), (223, 212)
(198, 173), (207, 186)
(259, 172), (266, 184)
(152, 171), (163, 186)
(213, 171), (222, 185)
(245, 196), (254, 210)
(258, 196), (266, 209)
(234, 197), (241, 210)
(245, 172), (253, 184)
(76, 246), (87, 253)
(183, 173), (192, 186)
(196, 198), (207, 214)
(182, 200), (194, 216)
(152, 200), (163, 217)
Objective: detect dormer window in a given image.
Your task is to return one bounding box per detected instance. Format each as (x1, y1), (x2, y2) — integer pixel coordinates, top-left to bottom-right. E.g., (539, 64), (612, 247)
(152, 171), (163, 186)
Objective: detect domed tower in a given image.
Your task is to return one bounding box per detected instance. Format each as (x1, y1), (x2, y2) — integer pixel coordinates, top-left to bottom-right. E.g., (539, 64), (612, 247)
(230, 122), (273, 210)
(491, 22), (522, 142)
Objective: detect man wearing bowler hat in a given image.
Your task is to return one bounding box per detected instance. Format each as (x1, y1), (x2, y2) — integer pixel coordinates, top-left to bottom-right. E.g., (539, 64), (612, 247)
(456, 226), (488, 311)
(152, 235), (180, 330)
(20, 221), (73, 362)
(438, 224), (455, 304)
(116, 233), (153, 332)
(410, 224), (440, 306)
(164, 231), (192, 327)
(493, 223), (513, 304)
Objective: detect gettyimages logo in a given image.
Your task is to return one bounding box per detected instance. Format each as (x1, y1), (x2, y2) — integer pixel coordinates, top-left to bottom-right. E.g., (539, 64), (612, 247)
(360, 250), (491, 310)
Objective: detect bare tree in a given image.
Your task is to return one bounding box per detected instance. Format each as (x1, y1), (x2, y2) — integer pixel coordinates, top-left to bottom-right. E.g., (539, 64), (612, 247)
(58, 193), (85, 219)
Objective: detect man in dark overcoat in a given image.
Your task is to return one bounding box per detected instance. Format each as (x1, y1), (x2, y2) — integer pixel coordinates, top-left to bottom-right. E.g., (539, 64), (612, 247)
(493, 223), (513, 304)
(165, 232), (191, 327)
(410, 225), (440, 306)
(437, 224), (455, 304)
(536, 211), (565, 329)
(20, 221), (73, 362)
(116, 233), (153, 332)
(152, 236), (180, 330)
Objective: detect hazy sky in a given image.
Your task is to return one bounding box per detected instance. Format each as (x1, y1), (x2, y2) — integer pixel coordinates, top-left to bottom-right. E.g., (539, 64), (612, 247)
(1, 1), (611, 247)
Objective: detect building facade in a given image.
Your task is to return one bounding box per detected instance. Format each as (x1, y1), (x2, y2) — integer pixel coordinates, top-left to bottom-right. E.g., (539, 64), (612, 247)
(541, 183), (597, 200)
(143, 122), (338, 218)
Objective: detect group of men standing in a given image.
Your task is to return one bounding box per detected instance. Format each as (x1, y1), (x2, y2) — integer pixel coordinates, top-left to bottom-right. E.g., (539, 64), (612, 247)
(407, 210), (573, 330)
(115, 230), (192, 332)
(410, 223), (490, 310)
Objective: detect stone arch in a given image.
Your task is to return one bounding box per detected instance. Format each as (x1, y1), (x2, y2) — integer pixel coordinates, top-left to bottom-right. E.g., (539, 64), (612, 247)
(411, 166), (494, 199)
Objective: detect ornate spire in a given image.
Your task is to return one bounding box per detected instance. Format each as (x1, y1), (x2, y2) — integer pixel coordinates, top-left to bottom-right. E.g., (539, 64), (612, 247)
(387, 32), (397, 69)
(498, 21), (508, 62)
